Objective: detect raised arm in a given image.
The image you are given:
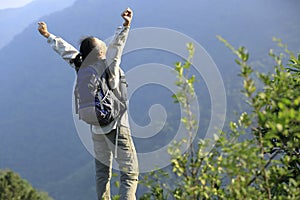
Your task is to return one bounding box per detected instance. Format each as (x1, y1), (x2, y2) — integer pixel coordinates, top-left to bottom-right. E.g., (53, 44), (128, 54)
(106, 8), (133, 89)
(38, 22), (79, 68)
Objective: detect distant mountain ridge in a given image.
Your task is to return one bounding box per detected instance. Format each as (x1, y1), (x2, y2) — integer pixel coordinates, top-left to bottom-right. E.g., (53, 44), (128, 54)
(0, 0), (299, 199)
(0, 0), (76, 49)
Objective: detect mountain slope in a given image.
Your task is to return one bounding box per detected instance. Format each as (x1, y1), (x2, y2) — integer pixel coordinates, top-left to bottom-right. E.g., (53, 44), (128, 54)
(0, 0), (299, 199)
(0, 0), (76, 49)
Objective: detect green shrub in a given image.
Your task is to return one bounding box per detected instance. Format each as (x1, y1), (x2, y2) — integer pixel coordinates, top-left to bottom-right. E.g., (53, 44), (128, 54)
(0, 169), (53, 200)
(140, 39), (300, 199)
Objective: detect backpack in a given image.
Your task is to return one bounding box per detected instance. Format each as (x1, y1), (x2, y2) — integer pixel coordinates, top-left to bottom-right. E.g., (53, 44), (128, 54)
(74, 63), (127, 126)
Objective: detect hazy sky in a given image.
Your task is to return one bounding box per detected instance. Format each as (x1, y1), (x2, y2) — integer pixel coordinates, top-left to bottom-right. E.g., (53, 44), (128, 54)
(0, 0), (35, 9)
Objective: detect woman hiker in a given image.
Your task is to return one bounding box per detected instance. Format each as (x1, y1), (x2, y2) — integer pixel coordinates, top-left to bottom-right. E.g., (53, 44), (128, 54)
(38, 8), (139, 200)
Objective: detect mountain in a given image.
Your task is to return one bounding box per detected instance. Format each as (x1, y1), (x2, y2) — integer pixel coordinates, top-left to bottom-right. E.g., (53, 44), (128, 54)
(0, 0), (299, 199)
(0, 0), (76, 49)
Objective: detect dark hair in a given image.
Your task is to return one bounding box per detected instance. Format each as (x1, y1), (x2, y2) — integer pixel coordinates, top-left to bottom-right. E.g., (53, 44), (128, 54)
(70, 37), (99, 72)
(80, 37), (98, 61)
(71, 53), (83, 72)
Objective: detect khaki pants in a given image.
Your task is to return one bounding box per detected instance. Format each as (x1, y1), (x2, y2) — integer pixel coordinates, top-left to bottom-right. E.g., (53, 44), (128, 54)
(93, 127), (139, 200)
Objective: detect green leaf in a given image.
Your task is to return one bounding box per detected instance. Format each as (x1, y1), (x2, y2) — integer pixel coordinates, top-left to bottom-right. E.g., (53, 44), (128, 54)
(114, 181), (120, 189)
(235, 59), (242, 66)
(183, 61), (191, 69)
(188, 75), (195, 84)
(230, 121), (238, 130)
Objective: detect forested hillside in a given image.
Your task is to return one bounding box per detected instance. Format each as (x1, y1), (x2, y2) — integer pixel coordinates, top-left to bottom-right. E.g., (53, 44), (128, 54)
(0, 0), (76, 49)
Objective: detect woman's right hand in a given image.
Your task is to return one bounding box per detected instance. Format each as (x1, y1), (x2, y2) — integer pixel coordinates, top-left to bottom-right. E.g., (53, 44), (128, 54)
(122, 8), (133, 27)
(38, 22), (50, 38)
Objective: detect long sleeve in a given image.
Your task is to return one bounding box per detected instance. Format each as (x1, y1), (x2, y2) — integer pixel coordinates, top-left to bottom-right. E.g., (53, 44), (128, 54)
(106, 26), (130, 89)
(47, 34), (79, 68)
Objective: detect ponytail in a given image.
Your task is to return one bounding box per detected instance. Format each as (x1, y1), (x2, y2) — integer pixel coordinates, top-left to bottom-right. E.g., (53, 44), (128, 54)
(70, 53), (83, 73)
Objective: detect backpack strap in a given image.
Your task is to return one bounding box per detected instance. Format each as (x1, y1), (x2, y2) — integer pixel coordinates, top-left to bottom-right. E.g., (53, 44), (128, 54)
(74, 84), (79, 114)
(74, 67), (79, 115)
(105, 67), (128, 159)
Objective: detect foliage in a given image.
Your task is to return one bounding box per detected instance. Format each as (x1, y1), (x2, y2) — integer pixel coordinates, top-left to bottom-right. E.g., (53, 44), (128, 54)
(0, 169), (53, 200)
(140, 39), (300, 199)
